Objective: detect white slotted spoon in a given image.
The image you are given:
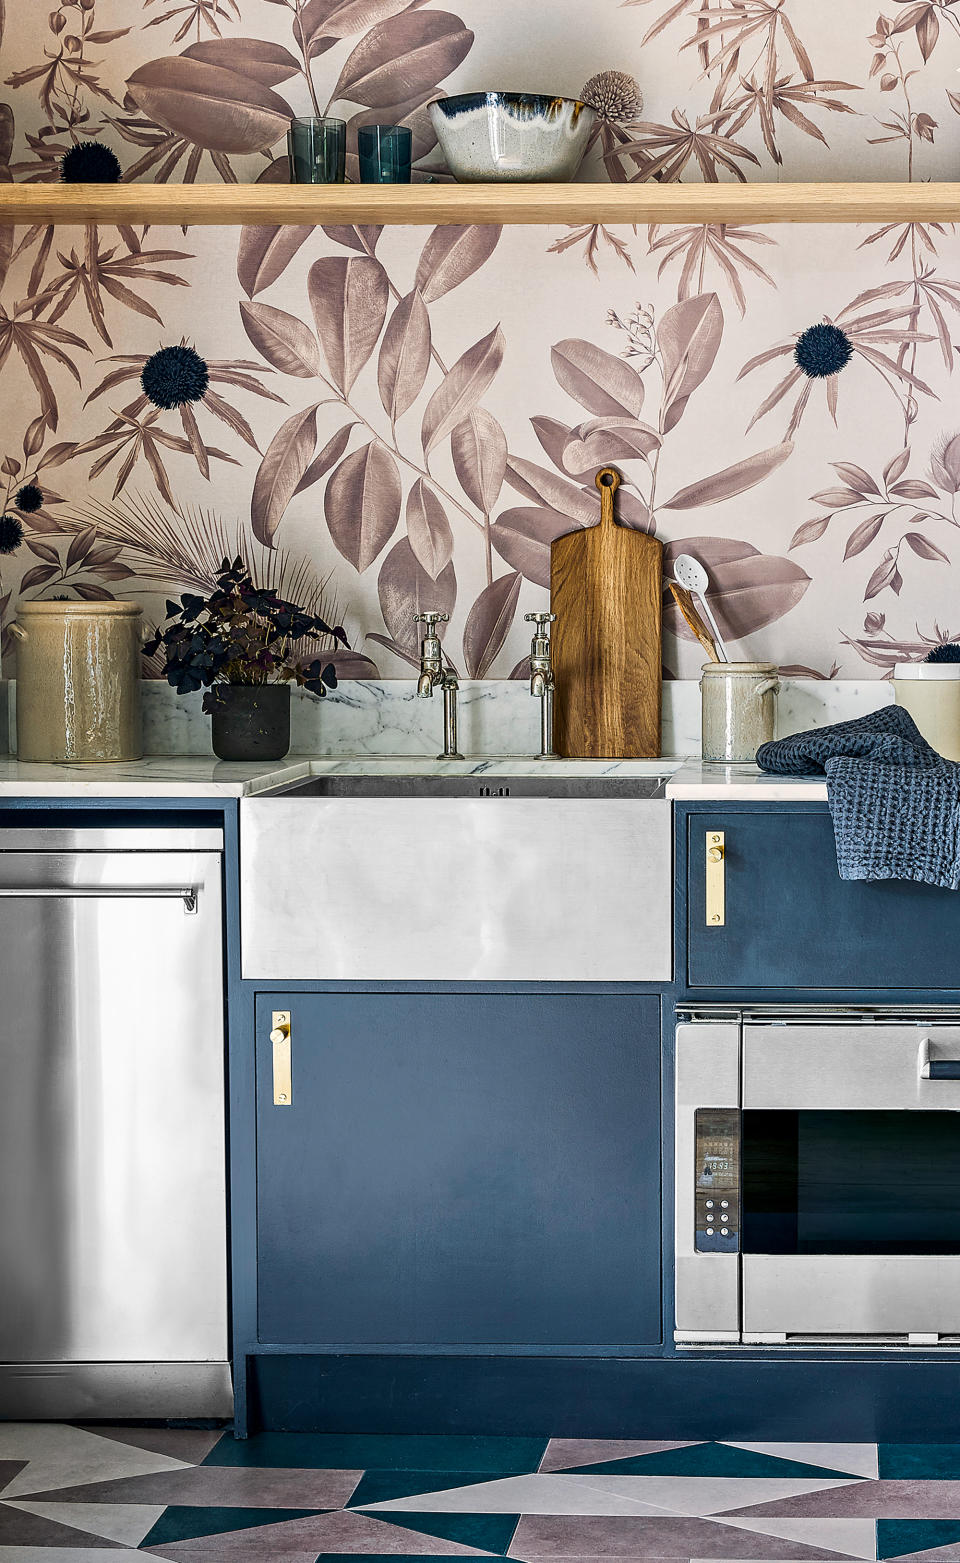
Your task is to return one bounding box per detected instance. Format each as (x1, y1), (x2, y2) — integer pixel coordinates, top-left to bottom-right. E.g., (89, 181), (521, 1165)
(673, 554), (729, 662)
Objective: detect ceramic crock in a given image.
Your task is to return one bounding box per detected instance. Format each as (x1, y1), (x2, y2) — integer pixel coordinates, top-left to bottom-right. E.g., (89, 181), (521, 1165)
(10, 600), (143, 762)
(700, 660), (780, 764)
(894, 661), (960, 761)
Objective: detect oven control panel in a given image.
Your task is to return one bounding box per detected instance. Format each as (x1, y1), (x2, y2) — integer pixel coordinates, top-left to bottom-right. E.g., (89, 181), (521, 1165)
(694, 1107), (740, 1252)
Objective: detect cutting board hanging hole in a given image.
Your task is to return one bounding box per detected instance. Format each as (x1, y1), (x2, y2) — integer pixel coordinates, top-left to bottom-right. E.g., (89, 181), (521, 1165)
(596, 467), (621, 527)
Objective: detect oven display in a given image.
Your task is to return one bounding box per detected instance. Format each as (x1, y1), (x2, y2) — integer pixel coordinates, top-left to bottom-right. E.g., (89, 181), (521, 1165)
(694, 1107), (740, 1252)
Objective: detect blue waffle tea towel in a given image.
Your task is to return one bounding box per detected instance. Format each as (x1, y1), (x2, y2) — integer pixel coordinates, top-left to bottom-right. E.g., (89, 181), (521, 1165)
(756, 704), (960, 889)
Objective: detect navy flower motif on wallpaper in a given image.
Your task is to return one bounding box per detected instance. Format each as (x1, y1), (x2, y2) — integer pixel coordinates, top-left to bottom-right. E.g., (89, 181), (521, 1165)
(0, 0), (959, 678)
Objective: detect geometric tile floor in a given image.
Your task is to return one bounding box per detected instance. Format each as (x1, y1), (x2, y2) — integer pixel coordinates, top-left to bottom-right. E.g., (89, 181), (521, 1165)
(4, 1429), (960, 1561)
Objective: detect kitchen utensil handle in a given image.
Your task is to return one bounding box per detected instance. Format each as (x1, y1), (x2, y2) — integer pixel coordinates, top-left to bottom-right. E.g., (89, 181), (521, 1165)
(595, 466), (620, 528)
(668, 582), (718, 662)
(0, 885), (199, 912)
(918, 1037), (960, 1079)
(697, 594), (728, 661)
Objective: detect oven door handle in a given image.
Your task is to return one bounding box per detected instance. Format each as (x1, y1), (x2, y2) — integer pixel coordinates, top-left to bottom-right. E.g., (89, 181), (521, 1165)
(918, 1037), (960, 1080)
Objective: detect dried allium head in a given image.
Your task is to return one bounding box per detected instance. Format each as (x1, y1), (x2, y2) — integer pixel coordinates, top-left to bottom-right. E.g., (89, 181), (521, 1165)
(579, 70), (643, 125)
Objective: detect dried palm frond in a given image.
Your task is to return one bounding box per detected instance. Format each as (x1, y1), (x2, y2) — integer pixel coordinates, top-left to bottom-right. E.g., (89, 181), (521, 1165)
(51, 490), (345, 645)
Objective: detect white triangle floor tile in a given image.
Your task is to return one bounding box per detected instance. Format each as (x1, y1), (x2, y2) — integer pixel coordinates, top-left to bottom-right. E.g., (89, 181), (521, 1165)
(363, 1473), (682, 1515)
(562, 1476), (864, 1516)
(716, 1514), (878, 1560)
(723, 1445), (880, 1481)
(6, 1500), (166, 1547)
(0, 1426), (191, 1501)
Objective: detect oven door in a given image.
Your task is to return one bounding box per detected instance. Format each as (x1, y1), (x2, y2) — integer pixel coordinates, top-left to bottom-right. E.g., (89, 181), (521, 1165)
(741, 1021), (960, 1343)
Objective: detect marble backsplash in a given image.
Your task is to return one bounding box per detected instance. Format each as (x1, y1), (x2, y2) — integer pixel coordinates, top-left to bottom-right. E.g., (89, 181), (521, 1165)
(3, 678), (892, 760)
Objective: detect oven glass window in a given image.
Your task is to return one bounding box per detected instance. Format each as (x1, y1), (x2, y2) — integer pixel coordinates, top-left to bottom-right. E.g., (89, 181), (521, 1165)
(741, 1110), (960, 1254)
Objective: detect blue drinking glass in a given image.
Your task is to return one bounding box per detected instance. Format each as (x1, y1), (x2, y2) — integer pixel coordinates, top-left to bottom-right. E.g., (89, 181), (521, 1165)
(357, 124), (412, 184)
(287, 117), (346, 184)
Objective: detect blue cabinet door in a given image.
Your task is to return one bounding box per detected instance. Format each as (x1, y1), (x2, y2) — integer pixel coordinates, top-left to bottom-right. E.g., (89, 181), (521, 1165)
(255, 993), (662, 1349)
(686, 807), (960, 991)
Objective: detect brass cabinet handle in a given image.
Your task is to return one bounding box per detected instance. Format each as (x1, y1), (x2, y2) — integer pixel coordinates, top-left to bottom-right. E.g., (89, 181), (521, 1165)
(705, 831), (725, 927)
(272, 1011), (292, 1106)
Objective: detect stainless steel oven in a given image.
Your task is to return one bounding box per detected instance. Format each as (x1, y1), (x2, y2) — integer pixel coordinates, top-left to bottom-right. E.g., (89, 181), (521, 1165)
(676, 1011), (960, 1346)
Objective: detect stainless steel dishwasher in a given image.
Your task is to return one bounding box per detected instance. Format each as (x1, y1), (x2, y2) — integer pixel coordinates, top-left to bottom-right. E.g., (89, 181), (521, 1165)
(0, 825), (231, 1419)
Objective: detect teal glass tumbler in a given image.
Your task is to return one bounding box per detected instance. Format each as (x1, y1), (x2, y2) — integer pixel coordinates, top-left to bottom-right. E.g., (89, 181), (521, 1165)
(357, 124), (412, 184)
(287, 117), (346, 183)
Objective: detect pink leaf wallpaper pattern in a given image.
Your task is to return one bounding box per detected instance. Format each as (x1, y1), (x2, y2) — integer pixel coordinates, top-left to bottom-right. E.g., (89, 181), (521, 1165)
(1, 0), (960, 678)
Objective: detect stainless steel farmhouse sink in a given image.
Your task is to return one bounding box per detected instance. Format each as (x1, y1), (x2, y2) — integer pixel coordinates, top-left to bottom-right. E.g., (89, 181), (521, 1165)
(263, 773), (669, 799)
(240, 772), (672, 983)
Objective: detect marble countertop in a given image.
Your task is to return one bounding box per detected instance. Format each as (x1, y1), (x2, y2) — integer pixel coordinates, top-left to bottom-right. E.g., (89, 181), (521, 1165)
(0, 753), (832, 801)
(665, 761), (827, 800)
(0, 752), (688, 798)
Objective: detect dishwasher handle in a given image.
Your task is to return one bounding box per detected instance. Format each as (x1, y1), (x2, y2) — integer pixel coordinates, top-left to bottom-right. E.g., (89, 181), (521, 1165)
(0, 885), (198, 913)
(918, 1037), (960, 1080)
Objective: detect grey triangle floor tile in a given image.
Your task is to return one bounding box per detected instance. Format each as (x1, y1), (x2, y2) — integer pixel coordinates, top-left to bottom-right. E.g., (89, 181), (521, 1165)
(23, 1465), (360, 1509)
(0, 1501), (125, 1548)
(539, 1441), (703, 1474)
(76, 1428), (226, 1464)
(0, 1465), (28, 1499)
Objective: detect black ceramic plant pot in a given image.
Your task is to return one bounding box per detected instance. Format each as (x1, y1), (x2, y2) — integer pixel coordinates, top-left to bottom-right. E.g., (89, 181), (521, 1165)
(209, 684), (291, 761)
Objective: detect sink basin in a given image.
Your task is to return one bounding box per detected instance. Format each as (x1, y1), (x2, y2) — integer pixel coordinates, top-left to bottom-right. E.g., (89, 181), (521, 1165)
(241, 772), (672, 983)
(265, 773), (668, 799)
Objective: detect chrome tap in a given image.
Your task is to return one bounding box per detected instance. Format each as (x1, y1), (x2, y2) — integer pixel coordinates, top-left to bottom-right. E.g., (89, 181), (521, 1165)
(415, 611), (463, 759)
(525, 611), (557, 759)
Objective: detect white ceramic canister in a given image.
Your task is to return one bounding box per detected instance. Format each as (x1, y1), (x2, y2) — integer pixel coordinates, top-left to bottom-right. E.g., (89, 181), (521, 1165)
(700, 660), (780, 764)
(10, 600), (144, 762)
(893, 661), (960, 761)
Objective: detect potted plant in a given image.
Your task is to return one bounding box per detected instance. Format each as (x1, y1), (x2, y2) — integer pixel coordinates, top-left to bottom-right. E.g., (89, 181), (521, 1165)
(144, 556), (347, 761)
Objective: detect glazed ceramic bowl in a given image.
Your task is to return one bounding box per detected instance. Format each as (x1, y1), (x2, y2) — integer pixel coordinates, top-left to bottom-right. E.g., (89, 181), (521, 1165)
(429, 92), (596, 182)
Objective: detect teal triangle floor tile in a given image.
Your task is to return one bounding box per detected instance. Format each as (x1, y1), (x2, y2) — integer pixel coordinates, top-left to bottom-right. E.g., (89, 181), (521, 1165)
(204, 1436), (546, 1474)
(357, 1511), (520, 1554)
(563, 1443), (860, 1481)
(141, 1505), (328, 1548)
(141, 1507), (497, 1558)
(880, 1452), (960, 1482)
(349, 1473), (528, 1508)
(879, 1522), (960, 1559)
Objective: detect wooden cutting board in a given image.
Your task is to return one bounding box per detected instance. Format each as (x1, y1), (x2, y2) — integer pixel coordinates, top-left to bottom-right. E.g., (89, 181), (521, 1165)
(550, 467), (663, 758)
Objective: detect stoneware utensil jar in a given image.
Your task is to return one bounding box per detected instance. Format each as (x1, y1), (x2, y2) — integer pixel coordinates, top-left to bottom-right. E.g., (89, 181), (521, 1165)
(10, 600), (143, 762)
(700, 660), (780, 764)
(894, 661), (960, 760)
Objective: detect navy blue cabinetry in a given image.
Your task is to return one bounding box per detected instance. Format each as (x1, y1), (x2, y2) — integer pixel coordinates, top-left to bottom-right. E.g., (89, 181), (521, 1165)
(686, 806), (960, 991)
(254, 992), (662, 1350)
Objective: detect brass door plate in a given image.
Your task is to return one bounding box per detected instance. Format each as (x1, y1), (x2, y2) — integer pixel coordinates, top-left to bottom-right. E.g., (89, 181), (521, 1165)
(272, 1010), (292, 1106)
(706, 831), (725, 927)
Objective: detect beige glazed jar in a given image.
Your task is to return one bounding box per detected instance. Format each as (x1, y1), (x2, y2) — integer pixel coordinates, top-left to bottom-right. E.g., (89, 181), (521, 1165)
(893, 662), (960, 760)
(700, 660), (780, 764)
(11, 600), (143, 762)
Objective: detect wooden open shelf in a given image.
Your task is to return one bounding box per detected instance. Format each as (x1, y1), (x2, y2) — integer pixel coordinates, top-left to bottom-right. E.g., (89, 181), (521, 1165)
(1, 180), (959, 227)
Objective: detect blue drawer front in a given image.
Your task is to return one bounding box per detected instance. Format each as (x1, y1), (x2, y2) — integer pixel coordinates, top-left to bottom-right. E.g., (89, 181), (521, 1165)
(686, 807), (960, 991)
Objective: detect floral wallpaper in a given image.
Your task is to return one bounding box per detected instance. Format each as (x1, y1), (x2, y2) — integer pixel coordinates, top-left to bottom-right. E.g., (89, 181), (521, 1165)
(1, 0), (960, 679)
